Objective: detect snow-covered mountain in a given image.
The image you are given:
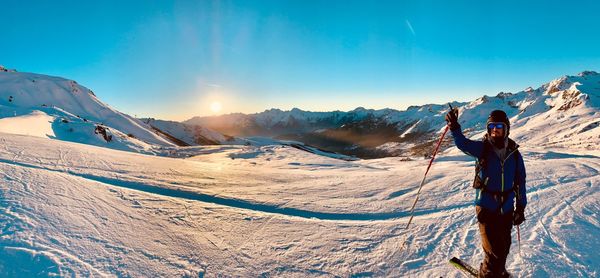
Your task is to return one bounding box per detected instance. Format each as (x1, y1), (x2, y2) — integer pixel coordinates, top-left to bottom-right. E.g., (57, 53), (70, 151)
(0, 67), (251, 155)
(0, 67), (350, 160)
(185, 71), (600, 157)
(7, 65), (586, 160)
(2, 67), (598, 159)
(140, 118), (244, 146)
(373, 70), (600, 157)
(0, 67), (179, 153)
(443, 70), (600, 151)
(185, 107), (398, 136)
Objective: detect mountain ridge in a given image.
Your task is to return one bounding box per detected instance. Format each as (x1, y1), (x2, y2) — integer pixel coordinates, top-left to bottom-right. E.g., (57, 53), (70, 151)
(0, 69), (238, 155)
(183, 70), (600, 157)
(1, 67), (598, 159)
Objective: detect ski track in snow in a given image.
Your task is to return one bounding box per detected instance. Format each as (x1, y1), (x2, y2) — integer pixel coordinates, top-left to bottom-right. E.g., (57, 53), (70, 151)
(0, 157), (462, 222)
(0, 133), (599, 277)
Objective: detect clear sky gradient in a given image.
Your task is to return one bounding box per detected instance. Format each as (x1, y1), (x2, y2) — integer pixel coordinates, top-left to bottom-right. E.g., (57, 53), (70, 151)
(2, 0), (600, 120)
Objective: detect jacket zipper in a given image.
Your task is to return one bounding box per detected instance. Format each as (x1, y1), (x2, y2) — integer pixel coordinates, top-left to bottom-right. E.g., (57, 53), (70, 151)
(499, 148), (519, 214)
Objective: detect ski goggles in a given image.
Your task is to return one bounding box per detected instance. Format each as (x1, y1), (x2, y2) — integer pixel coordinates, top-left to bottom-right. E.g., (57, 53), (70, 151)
(487, 122), (505, 129)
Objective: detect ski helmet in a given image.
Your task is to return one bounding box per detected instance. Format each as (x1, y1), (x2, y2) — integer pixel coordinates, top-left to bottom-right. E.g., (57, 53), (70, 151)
(487, 110), (510, 137)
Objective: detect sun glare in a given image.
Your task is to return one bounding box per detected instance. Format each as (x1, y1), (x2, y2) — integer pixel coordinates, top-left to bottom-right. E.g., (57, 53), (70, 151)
(210, 101), (222, 113)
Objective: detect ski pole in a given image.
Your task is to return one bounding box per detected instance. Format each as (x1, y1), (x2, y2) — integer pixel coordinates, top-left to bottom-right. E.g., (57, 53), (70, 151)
(517, 224), (521, 256)
(404, 125), (449, 230)
(399, 105), (453, 251)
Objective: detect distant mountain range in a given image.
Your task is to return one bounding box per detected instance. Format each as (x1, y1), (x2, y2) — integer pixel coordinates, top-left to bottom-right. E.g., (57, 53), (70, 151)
(184, 70), (600, 157)
(1, 65), (599, 158)
(0, 66), (355, 160)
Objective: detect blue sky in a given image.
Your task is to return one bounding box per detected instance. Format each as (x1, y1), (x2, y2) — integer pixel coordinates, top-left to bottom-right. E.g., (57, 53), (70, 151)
(2, 0), (600, 120)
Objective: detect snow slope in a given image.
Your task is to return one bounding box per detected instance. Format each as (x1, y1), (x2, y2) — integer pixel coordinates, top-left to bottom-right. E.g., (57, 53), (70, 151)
(0, 70), (176, 153)
(0, 110), (55, 138)
(0, 132), (597, 277)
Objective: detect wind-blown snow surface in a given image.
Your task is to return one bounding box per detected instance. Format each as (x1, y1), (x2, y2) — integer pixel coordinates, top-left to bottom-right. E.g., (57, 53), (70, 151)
(0, 132), (598, 277)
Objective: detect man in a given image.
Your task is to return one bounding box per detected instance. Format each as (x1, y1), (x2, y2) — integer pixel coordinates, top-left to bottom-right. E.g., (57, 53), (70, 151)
(445, 109), (527, 277)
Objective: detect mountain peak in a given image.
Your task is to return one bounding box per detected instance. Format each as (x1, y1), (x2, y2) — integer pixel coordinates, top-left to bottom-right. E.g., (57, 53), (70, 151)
(264, 108), (283, 113)
(578, 70), (598, 77)
(351, 107), (368, 112)
(496, 91), (513, 99)
(544, 76), (572, 95)
(0, 65), (17, 73)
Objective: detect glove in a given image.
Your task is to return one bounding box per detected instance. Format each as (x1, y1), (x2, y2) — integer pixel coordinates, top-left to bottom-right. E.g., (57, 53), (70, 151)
(445, 107), (460, 131)
(513, 206), (525, 226)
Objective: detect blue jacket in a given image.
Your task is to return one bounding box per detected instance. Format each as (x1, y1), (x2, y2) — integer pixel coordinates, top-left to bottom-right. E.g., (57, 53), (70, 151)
(450, 127), (527, 214)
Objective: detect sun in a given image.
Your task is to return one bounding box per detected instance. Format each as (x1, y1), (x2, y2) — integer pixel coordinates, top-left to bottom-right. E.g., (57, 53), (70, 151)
(210, 101), (222, 113)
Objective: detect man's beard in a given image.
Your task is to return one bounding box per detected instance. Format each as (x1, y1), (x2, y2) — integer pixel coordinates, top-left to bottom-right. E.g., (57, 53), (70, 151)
(490, 135), (505, 149)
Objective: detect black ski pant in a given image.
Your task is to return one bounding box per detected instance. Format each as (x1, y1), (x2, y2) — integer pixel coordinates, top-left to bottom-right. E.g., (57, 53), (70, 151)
(476, 206), (513, 278)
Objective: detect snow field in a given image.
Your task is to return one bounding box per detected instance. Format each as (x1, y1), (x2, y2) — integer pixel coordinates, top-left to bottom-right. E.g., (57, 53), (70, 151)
(0, 133), (598, 276)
